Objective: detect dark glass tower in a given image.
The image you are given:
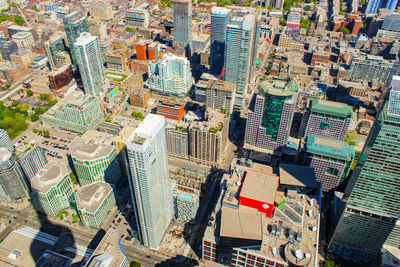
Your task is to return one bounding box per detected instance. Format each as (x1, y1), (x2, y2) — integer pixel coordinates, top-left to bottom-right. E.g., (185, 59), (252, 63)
(329, 76), (400, 263)
(210, 7), (230, 75)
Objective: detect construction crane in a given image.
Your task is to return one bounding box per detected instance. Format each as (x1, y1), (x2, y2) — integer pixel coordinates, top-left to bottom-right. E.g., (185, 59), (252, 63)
(110, 42), (128, 72)
(218, 66), (226, 82)
(13, 1), (31, 27)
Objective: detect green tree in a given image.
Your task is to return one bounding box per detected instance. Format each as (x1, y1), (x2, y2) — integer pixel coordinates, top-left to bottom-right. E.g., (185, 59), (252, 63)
(344, 133), (357, 146)
(130, 263), (141, 267)
(14, 15), (24, 26)
(300, 17), (310, 29)
(26, 90), (33, 97)
(39, 93), (50, 101)
(304, 5), (311, 10)
(35, 107), (45, 114)
(279, 16), (286, 26)
(42, 130), (50, 137)
(30, 114), (39, 122)
(47, 98), (58, 105)
(338, 27), (350, 34)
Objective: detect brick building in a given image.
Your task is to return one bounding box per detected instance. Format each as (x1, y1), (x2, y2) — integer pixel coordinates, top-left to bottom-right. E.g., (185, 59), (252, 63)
(156, 100), (185, 121)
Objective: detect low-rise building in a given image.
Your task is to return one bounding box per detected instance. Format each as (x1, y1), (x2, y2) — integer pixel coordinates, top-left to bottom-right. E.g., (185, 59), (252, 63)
(75, 182), (116, 228)
(48, 64), (77, 98)
(311, 51), (330, 65)
(129, 89), (150, 108)
(42, 91), (103, 134)
(302, 135), (355, 190)
(156, 100), (185, 121)
(10, 49), (33, 67)
(173, 184), (199, 223)
(0, 61), (27, 83)
(86, 227), (128, 267)
(69, 137), (121, 186)
(11, 31), (34, 49)
(125, 8), (150, 27)
(202, 164), (320, 266)
(30, 161), (73, 217)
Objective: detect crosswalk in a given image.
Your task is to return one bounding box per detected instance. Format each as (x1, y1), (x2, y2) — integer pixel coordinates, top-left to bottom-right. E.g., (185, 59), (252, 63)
(13, 227), (94, 258)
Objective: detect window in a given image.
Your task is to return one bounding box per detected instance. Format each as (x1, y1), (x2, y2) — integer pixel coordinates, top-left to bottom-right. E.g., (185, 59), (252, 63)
(325, 167), (339, 176)
(320, 122), (330, 129)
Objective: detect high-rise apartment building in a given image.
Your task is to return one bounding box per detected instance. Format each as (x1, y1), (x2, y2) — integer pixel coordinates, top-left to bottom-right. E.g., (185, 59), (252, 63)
(62, 11), (90, 67)
(42, 91), (103, 134)
(0, 37), (18, 61)
(45, 33), (68, 70)
(346, 55), (398, 85)
(0, 129), (13, 152)
(206, 79), (236, 114)
(125, 8), (150, 27)
(89, 0), (113, 20)
(15, 143), (47, 182)
(173, 184), (199, 223)
(0, 147), (28, 202)
(264, 0), (284, 9)
(30, 161), (73, 217)
(366, 0), (397, 14)
(69, 137), (121, 186)
(245, 80), (298, 152)
(210, 7), (230, 75)
(302, 135), (355, 191)
(146, 53), (192, 98)
(299, 99), (353, 141)
(126, 114), (173, 249)
(188, 109), (229, 167)
(166, 123), (189, 160)
(76, 181), (116, 228)
(172, 0), (192, 49)
(74, 32), (106, 97)
(329, 76), (400, 263)
(224, 14), (257, 108)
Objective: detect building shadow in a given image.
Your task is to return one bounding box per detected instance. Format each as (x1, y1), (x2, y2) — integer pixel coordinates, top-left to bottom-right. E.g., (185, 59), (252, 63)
(155, 255), (198, 266)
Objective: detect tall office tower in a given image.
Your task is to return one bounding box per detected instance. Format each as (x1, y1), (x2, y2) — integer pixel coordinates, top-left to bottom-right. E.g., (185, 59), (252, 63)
(224, 14), (257, 108)
(0, 147), (28, 202)
(329, 76), (400, 263)
(346, 55), (398, 85)
(45, 33), (69, 70)
(245, 80), (298, 152)
(15, 143), (47, 181)
(62, 11), (90, 67)
(299, 99), (353, 141)
(264, 0), (284, 9)
(366, 0), (397, 14)
(126, 114), (173, 249)
(89, 0), (113, 20)
(30, 161), (73, 217)
(0, 129), (13, 152)
(0, 37), (18, 61)
(41, 91), (103, 134)
(146, 53), (192, 98)
(69, 136), (121, 186)
(172, 0), (192, 50)
(74, 32), (106, 97)
(210, 7), (230, 75)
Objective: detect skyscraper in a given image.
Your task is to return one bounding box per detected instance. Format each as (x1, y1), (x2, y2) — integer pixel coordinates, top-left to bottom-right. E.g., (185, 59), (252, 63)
(329, 76), (400, 263)
(245, 80), (298, 152)
(0, 129), (13, 152)
(74, 32), (106, 97)
(224, 14), (257, 108)
(127, 114), (173, 249)
(45, 33), (68, 70)
(172, 0), (192, 50)
(0, 37), (18, 61)
(62, 11), (90, 67)
(0, 147), (28, 202)
(210, 7), (230, 75)
(366, 0), (397, 14)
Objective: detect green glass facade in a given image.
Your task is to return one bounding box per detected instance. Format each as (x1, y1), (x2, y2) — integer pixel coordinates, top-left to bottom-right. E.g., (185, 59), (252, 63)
(329, 78), (400, 263)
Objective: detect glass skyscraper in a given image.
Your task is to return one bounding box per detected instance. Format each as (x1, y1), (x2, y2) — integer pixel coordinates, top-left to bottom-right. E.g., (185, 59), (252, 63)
(210, 7), (230, 76)
(329, 76), (400, 263)
(74, 32), (106, 97)
(62, 11), (90, 68)
(127, 114), (173, 249)
(224, 14), (257, 108)
(45, 33), (68, 70)
(366, 0), (397, 14)
(172, 0), (192, 50)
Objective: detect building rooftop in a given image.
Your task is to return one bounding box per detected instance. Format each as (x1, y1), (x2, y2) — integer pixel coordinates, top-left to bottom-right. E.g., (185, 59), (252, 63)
(86, 228), (126, 267)
(211, 6), (230, 15)
(75, 182), (113, 214)
(279, 164), (319, 188)
(69, 137), (115, 161)
(305, 135), (355, 161)
(240, 170), (279, 204)
(220, 207), (264, 240)
(309, 98), (353, 118)
(258, 79), (298, 97)
(31, 161), (68, 193)
(207, 79), (236, 93)
(0, 147), (11, 162)
(129, 114), (165, 144)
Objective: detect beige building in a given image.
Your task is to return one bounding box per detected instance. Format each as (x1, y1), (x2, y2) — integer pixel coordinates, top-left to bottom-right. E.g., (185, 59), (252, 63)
(10, 49), (33, 67)
(206, 79), (236, 114)
(188, 109), (229, 167)
(89, 0), (113, 20)
(12, 31), (34, 49)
